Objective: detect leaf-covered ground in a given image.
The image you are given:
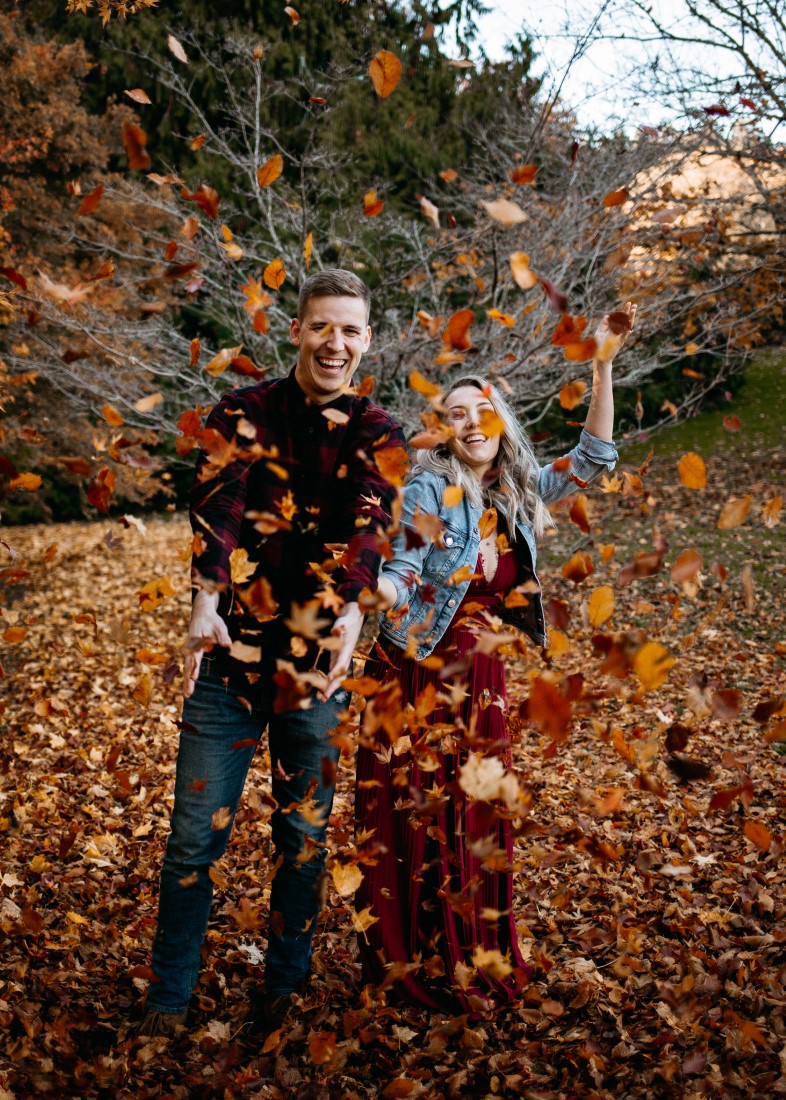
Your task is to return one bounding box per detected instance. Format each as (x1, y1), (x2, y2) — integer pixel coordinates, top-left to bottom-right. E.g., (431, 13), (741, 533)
(1, 375), (785, 1099)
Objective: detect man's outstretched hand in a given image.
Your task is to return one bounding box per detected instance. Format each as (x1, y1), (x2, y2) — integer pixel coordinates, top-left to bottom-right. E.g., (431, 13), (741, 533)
(183, 590), (232, 697)
(319, 601), (363, 702)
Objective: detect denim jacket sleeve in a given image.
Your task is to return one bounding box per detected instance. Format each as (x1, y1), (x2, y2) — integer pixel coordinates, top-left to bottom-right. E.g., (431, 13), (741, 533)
(537, 428), (619, 506)
(379, 471), (445, 612)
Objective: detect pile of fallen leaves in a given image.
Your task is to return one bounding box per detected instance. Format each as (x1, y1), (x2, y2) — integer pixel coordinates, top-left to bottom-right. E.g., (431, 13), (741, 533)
(1, 418), (784, 1099)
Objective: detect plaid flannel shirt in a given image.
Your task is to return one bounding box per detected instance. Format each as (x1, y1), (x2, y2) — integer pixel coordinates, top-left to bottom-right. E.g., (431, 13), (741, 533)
(189, 369), (405, 668)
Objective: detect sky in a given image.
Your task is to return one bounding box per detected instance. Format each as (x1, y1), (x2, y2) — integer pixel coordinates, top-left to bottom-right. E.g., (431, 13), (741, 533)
(471, 0), (752, 134)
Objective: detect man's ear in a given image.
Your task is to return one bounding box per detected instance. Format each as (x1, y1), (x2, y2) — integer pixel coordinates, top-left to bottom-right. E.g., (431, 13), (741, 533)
(362, 325), (372, 352)
(290, 317), (301, 345)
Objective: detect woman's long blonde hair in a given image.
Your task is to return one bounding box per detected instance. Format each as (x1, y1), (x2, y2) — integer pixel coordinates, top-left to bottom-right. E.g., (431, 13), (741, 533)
(412, 374), (551, 539)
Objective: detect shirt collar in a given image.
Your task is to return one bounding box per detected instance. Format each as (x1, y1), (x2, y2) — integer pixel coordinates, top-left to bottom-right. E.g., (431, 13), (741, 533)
(285, 366), (356, 416)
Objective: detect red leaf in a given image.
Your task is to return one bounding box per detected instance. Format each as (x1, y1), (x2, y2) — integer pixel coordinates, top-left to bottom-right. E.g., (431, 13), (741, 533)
(181, 184), (220, 219)
(703, 104), (730, 116)
(539, 277), (568, 313)
(0, 266), (27, 289)
(78, 183), (103, 217)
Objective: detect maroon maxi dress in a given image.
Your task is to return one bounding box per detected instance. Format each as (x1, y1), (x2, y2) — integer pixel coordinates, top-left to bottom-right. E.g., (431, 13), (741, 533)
(355, 541), (532, 1015)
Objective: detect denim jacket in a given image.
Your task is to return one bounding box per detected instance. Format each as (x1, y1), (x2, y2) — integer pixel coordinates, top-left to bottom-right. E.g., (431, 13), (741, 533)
(378, 429), (618, 659)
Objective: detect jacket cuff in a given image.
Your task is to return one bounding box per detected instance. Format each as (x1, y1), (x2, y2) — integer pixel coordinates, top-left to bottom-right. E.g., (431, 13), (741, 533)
(578, 428), (618, 470)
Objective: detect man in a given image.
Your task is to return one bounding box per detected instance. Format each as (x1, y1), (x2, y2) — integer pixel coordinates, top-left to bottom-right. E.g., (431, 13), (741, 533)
(137, 269), (405, 1036)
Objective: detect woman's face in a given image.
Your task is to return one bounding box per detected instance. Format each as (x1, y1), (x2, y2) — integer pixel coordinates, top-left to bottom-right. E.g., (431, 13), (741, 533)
(443, 385), (502, 480)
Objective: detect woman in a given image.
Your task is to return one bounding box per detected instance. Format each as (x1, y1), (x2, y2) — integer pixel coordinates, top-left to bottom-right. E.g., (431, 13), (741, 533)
(355, 304), (635, 1015)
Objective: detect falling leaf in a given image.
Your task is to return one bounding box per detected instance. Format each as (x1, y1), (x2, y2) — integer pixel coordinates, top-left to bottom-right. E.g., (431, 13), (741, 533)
(263, 257), (286, 290)
(257, 154), (284, 188)
(569, 493), (590, 533)
(540, 277), (568, 313)
(77, 183), (103, 217)
(670, 548), (703, 584)
(9, 472), (42, 492)
(138, 575), (176, 612)
(303, 231), (313, 268)
(363, 190), (384, 217)
(205, 345), (243, 378)
(86, 467), (116, 514)
(374, 446), (410, 487)
(717, 495), (751, 529)
(481, 197), (527, 226)
(134, 393), (163, 414)
(443, 485), (463, 507)
(510, 164), (538, 185)
(368, 50), (402, 98)
(284, 5), (300, 25)
(703, 103), (730, 117)
(763, 495), (782, 528)
(121, 122), (151, 171)
(634, 642), (675, 692)
(180, 184), (220, 219)
(442, 309), (474, 351)
(418, 195), (440, 228)
(487, 308), (516, 326)
(723, 415), (741, 432)
(124, 88), (152, 104)
(602, 187), (629, 207)
(167, 33), (189, 64)
(559, 380), (587, 410)
(510, 252), (538, 290)
(588, 585), (614, 626)
(677, 452), (707, 489)
(330, 862), (363, 897)
(561, 551), (593, 584)
(408, 371), (441, 398)
(439, 168), (458, 183)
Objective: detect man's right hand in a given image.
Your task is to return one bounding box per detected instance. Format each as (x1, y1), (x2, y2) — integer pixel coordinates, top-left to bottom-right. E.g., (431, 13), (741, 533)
(183, 590), (232, 697)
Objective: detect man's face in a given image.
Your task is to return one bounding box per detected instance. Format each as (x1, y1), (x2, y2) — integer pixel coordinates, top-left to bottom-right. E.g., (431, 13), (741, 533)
(291, 295), (371, 404)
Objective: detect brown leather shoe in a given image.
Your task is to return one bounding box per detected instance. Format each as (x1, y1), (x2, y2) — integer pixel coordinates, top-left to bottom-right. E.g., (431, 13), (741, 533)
(132, 1008), (188, 1037)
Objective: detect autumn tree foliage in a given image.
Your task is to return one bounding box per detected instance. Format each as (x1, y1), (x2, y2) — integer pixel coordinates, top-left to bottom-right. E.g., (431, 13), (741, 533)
(2, 1), (785, 523)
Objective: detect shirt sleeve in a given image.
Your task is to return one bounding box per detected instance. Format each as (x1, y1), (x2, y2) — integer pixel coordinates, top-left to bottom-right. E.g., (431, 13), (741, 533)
(333, 410), (408, 604)
(537, 428), (619, 507)
(189, 392), (252, 593)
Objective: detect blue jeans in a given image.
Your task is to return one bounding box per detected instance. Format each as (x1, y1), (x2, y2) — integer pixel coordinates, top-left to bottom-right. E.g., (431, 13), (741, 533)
(148, 664), (346, 1013)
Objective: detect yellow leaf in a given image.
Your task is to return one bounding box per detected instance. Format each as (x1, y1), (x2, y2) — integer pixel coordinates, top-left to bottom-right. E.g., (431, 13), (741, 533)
(3, 626), (27, 644)
(677, 452), (707, 489)
(408, 370), (442, 398)
(230, 548), (257, 584)
(443, 485), (463, 507)
(368, 50), (402, 98)
(588, 585), (614, 626)
(330, 862), (363, 897)
(205, 345), (243, 378)
(547, 629), (570, 657)
(263, 257), (286, 290)
(685, 342), (700, 355)
(763, 495), (782, 528)
(9, 472), (42, 491)
(132, 670), (154, 707)
(634, 642), (675, 692)
(487, 308), (516, 326)
(137, 575), (176, 612)
(257, 153), (284, 188)
(304, 230), (313, 269)
(559, 380), (587, 410)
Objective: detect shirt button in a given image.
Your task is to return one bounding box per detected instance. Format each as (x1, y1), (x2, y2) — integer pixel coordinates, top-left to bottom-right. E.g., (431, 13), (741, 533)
(445, 537), (454, 546)
(447, 599), (456, 607)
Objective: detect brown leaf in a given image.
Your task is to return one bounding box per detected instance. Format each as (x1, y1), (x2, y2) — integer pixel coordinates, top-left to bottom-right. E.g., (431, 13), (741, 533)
(602, 187), (629, 207)
(744, 820), (771, 852)
(121, 122), (151, 171)
(257, 153), (284, 188)
(559, 380), (587, 410)
(670, 548), (703, 584)
(510, 252), (538, 290)
(561, 551), (594, 584)
(180, 184), (220, 219)
(263, 257), (286, 290)
(717, 495), (751, 529)
(77, 183), (103, 217)
(167, 33), (189, 64)
(369, 50), (402, 97)
(442, 309), (474, 351)
(124, 88), (152, 105)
